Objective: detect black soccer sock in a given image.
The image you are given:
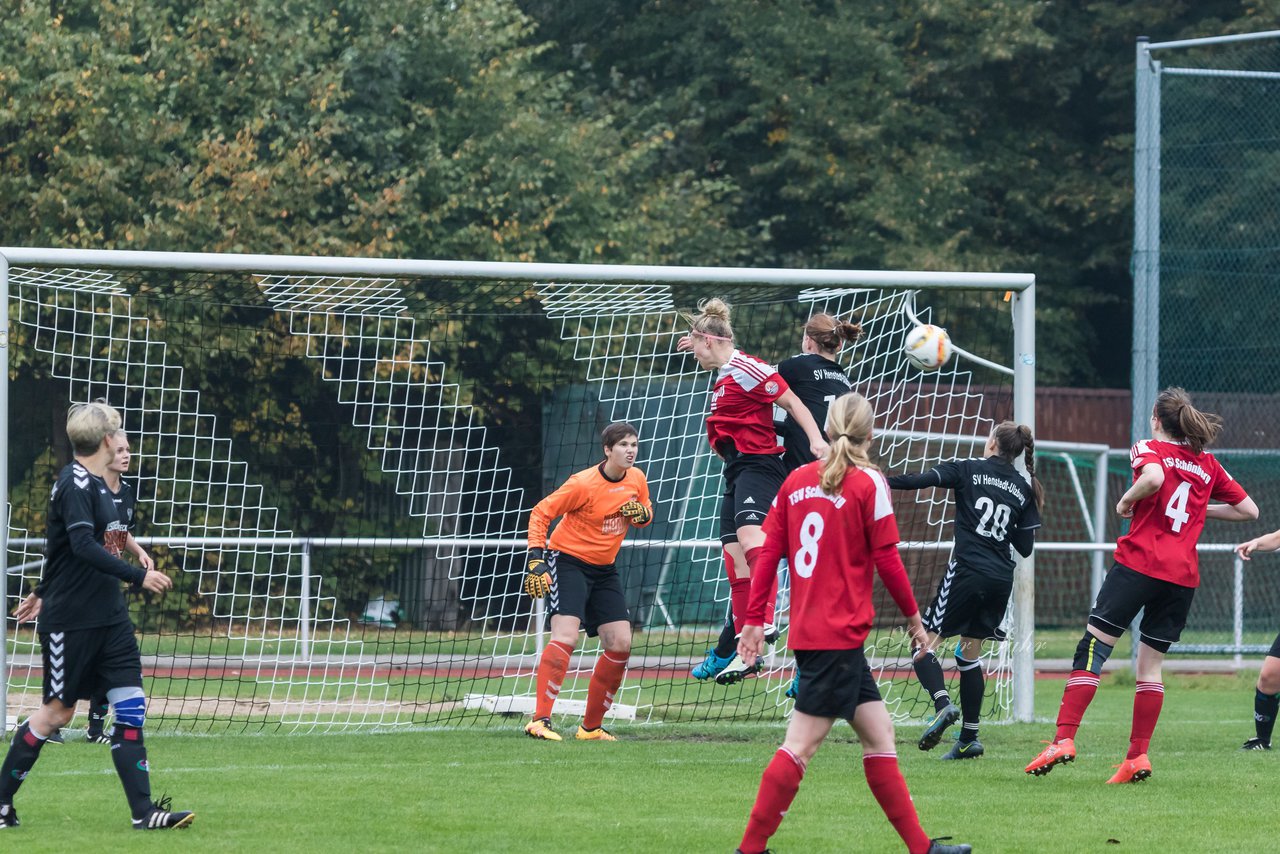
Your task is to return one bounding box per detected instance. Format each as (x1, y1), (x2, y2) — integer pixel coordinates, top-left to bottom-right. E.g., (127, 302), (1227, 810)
(1255, 690), (1280, 745)
(913, 651), (951, 712)
(87, 694), (110, 734)
(110, 726), (154, 819)
(0, 723), (48, 803)
(956, 655), (985, 743)
(713, 619), (736, 659)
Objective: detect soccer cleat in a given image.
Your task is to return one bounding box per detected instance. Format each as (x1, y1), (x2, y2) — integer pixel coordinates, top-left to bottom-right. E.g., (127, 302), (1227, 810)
(85, 731), (112, 745)
(926, 838), (972, 854)
(1105, 753), (1152, 784)
(941, 738), (984, 760)
(734, 849), (774, 854)
(918, 703), (960, 751)
(0, 803), (19, 828)
(785, 672), (800, 700)
(524, 717), (562, 741)
(691, 648), (736, 681)
(575, 725), (617, 742)
(132, 796), (195, 830)
(1025, 738), (1076, 776)
(46, 728), (65, 745)
(1241, 737), (1272, 751)
(715, 652), (764, 686)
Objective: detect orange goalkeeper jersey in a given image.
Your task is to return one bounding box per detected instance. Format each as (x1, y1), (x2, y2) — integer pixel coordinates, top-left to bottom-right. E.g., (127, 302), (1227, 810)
(527, 463), (653, 566)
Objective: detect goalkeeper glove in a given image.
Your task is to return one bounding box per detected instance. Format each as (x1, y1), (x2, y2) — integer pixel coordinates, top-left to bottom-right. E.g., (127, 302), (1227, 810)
(523, 549), (552, 598)
(619, 499), (651, 525)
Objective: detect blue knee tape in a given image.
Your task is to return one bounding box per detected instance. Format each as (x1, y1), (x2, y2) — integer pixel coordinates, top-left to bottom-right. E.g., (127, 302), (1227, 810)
(107, 687), (146, 728)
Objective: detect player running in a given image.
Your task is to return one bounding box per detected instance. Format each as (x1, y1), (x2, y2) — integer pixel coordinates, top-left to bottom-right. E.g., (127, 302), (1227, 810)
(521, 422), (653, 742)
(889, 421), (1042, 759)
(1025, 388), (1257, 783)
(1, 401), (193, 830)
(678, 298), (829, 685)
(734, 392), (970, 854)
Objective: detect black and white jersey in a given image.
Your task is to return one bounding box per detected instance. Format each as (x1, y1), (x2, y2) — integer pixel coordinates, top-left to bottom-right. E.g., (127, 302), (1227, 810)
(38, 462), (145, 632)
(774, 353), (853, 470)
(107, 477), (138, 550)
(889, 456), (1041, 577)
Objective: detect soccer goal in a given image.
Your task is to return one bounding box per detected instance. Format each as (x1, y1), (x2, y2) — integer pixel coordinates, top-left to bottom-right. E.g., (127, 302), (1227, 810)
(1, 249), (1035, 733)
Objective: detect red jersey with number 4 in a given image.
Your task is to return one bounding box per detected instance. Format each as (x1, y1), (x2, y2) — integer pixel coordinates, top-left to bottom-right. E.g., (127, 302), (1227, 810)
(706, 350), (788, 456)
(1112, 438), (1248, 588)
(747, 461), (906, 650)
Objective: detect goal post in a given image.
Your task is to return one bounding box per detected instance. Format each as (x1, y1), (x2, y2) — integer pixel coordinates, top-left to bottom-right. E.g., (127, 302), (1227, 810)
(2, 248), (1035, 732)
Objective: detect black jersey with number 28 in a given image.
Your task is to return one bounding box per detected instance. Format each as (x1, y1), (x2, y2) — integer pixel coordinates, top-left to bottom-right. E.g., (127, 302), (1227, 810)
(889, 456), (1041, 577)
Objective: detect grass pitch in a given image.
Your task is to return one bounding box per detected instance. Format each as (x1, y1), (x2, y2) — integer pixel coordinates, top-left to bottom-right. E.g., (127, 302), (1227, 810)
(3, 673), (1272, 852)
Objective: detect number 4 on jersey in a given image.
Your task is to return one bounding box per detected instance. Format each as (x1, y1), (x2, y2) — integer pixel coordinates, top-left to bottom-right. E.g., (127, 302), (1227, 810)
(1164, 481), (1191, 532)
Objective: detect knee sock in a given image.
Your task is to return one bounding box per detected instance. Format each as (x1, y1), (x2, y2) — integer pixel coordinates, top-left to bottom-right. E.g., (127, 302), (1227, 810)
(583, 651), (629, 730)
(1127, 681), (1164, 758)
(110, 725), (154, 819)
(739, 747), (804, 854)
(863, 753), (932, 854)
(956, 654), (985, 743)
(1255, 690), (1280, 744)
(730, 576), (752, 636)
(0, 723), (48, 803)
(88, 694), (110, 735)
(713, 619), (737, 658)
(1055, 671), (1101, 742)
(913, 651), (951, 712)
(533, 640), (573, 720)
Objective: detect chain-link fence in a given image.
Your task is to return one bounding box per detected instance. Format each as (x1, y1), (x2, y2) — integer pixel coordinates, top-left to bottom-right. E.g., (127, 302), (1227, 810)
(1132, 31), (1280, 651)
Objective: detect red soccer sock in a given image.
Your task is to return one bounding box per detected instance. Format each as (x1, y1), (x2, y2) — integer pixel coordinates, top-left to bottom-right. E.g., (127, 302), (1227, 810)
(1055, 670), (1101, 742)
(583, 650), (630, 730)
(730, 576), (752, 634)
(533, 640), (573, 720)
(739, 747), (804, 854)
(1128, 680), (1165, 758)
(863, 753), (932, 854)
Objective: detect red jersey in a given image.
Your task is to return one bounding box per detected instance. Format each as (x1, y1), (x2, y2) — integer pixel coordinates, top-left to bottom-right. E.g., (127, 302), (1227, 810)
(527, 463), (652, 566)
(1112, 438), (1248, 588)
(746, 461), (917, 650)
(706, 350), (788, 456)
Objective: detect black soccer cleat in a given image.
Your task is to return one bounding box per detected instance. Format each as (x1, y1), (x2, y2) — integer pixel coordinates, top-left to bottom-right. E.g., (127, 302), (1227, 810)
(918, 703), (960, 751)
(132, 796), (195, 830)
(45, 729), (65, 745)
(84, 731), (112, 745)
(941, 738), (984, 760)
(926, 837), (972, 854)
(1241, 737), (1272, 751)
(0, 803), (19, 828)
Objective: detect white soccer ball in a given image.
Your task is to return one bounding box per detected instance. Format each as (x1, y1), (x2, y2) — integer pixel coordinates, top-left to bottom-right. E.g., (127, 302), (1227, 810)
(903, 324), (953, 371)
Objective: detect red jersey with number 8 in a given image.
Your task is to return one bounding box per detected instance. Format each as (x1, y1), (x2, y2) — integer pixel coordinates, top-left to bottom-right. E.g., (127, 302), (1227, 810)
(1112, 439), (1248, 588)
(748, 461), (904, 649)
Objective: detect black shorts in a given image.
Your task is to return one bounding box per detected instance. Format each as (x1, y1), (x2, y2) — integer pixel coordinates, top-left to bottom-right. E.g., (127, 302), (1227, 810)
(922, 562), (1012, 641)
(719, 451), (787, 543)
(1268, 631), (1280, 660)
(792, 648), (882, 720)
(40, 622), (143, 707)
(1088, 563), (1196, 646)
(547, 551), (630, 637)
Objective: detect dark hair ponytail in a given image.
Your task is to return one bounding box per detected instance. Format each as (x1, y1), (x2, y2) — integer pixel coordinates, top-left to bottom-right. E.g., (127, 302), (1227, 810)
(992, 421), (1044, 510)
(1153, 387), (1221, 455)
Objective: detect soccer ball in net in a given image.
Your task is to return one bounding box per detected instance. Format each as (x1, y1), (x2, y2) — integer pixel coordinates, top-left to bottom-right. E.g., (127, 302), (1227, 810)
(903, 324), (953, 371)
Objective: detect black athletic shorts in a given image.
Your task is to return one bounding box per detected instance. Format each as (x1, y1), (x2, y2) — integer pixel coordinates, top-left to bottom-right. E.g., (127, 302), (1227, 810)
(792, 648), (882, 720)
(718, 450), (787, 543)
(40, 621), (143, 707)
(1088, 562), (1196, 647)
(1268, 631), (1280, 660)
(922, 561), (1012, 641)
(547, 551), (630, 637)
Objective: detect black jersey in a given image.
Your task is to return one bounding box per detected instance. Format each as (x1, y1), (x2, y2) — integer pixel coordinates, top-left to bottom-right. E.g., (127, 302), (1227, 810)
(774, 353), (853, 470)
(37, 461), (146, 632)
(889, 456), (1041, 577)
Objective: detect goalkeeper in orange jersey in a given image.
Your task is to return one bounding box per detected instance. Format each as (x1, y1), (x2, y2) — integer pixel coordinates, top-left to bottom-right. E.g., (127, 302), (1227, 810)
(521, 422), (653, 742)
